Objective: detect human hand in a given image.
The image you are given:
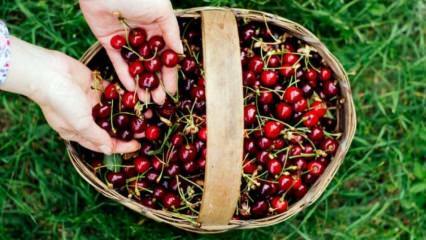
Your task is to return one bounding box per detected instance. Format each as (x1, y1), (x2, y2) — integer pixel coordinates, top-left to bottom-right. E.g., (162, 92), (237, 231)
(80, 0), (183, 105)
(1, 37), (141, 154)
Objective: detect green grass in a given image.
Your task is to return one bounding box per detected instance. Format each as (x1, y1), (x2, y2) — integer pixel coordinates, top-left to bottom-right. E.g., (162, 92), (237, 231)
(0, 0), (425, 239)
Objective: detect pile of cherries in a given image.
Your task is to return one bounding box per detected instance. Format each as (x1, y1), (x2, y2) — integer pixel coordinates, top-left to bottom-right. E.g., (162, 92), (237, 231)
(84, 17), (342, 220)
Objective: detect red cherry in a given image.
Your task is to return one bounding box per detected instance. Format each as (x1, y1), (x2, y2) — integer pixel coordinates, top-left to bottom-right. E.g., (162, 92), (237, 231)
(289, 145), (303, 156)
(92, 104), (111, 119)
(248, 56), (264, 73)
(162, 193), (181, 209)
(110, 35), (126, 49)
(271, 196), (288, 213)
(178, 144), (197, 162)
(197, 158), (206, 169)
(304, 68), (318, 87)
(128, 61), (144, 77)
(311, 101), (327, 117)
(130, 117), (146, 134)
(161, 49), (179, 67)
(267, 158), (282, 175)
(303, 111), (320, 127)
(244, 139), (258, 153)
(284, 86), (304, 103)
(171, 133), (184, 147)
(122, 92), (137, 109)
(292, 184), (307, 199)
(294, 158), (307, 171)
(148, 35), (165, 52)
(197, 127), (207, 142)
(320, 67), (332, 81)
(259, 91), (274, 105)
(134, 156), (151, 173)
(243, 160), (257, 174)
(271, 138), (286, 150)
(280, 64), (294, 78)
(282, 53), (299, 66)
(104, 83), (119, 101)
(144, 56), (162, 72)
(278, 175), (293, 192)
(307, 161), (325, 176)
(244, 104), (257, 125)
(138, 42), (152, 58)
(263, 121), (284, 139)
(152, 156), (163, 171)
(257, 137), (272, 150)
(190, 86), (206, 101)
(292, 175), (302, 189)
(129, 28), (147, 48)
(267, 55), (281, 67)
(275, 102), (293, 120)
(260, 70), (279, 87)
(139, 72), (159, 90)
(256, 151), (272, 165)
(309, 126), (325, 142)
(293, 98), (308, 112)
(145, 125), (161, 141)
(321, 138), (339, 154)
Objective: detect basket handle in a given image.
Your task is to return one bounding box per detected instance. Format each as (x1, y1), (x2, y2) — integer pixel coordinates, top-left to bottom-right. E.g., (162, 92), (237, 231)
(197, 10), (244, 226)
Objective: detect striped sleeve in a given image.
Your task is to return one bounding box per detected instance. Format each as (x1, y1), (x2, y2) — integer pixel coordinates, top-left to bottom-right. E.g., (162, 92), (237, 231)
(0, 21), (11, 85)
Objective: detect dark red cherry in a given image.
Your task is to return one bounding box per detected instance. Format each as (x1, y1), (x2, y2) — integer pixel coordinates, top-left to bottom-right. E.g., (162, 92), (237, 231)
(275, 102), (293, 120)
(161, 49), (179, 67)
(282, 53), (299, 66)
(116, 129), (133, 141)
(92, 104), (111, 119)
(181, 57), (197, 73)
(307, 161), (325, 176)
(244, 139), (258, 154)
(292, 184), (307, 199)
(138, 42), (153, 58)
(190, 86), (206, 101)
(106, 172), (126, 188)
(321, 138), (339, 154)
(129, 28), (147, 48)
(248, 56), (264, 73)
(197, 158), (206, 169)
(128, 61), (144, 77)
(123, 166), (136, 178)
(304, 68), (318, 87)
(153, 186), (166, 200)
(259, 91), (274, 105)
(141, 198), (156, 208)
(256, 151), (272, 165)
(178, 144), (197, 162)
(280, 64), (294, 78)
(309, 126), (324, 142)
(263, 121), (284, 140)
(300, 81), (314, 97)
(166, 163), (180, 177)
(293, 98), (308, 112)
(148, 35), (165, 52)
(259, 182), (278, 196)
(145, 125), (161, 141)
(278, 175), (293, 192)
(134, 156), (151, 173)
(139, 72), (160, 90)
(183, 161), (197, 174)
(293, 158), (307, 171)
(323, 81), (339, 97)
(271, 196), (288, 213)
(162, 193), (181, 209)
(257, 137), (272, 150)
(146, 171), (159, 182)
(271, 138), (286, 150)
(170, 133), (184, 147)
(130, 117), (146, 134)
(267, 55), (281, 68)
(243, 70), (256, 86)
(121, 48), (138, 62)
(144, 56), (162, 72)
(96, 119), (111, 132)
(244, 104), (257, 125)
(284, 86), (304, 103)
(260, 70), (279, 87)
(289, 145), (303, 156)
(251, 200), (268, 217)
(152, 156), (163, 171)
(110, 35), (126, 49)
(114, 114), (130, 129)
(311, 101), (327, 117)
(320, 67), (332, 81)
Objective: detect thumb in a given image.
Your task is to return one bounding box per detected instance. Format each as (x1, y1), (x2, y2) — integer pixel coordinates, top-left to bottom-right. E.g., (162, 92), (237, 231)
(158, 14), (183, 54)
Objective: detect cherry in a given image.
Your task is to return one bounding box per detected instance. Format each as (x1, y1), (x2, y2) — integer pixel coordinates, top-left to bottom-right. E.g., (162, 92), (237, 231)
(138, 43), (152, 58)
(152, 156), (163, 171)
(140, 142), (154, 156)
(179, 144), (197, 162)
(303, 173), (318, 186)
(243, 160), (257, 174)
(181, 57), (197, 73)
(148, 35), (165, 52)
(303, 111), (320, 127)
(157, 99), (176, 118)
(117, 129), (133, 141)
(257, 137), (272, 150)
(197, 158), (206, 169)
(307, 161), (325, 176)
(134, 156), (151, 173)
(259, 91), (274, 105)
(110, 35), (126, 49)
(106, 172), (126, 188)
(123, 166), (136, 178)
(248, 56), (264, 73)
(304, 68), (318, 87)
(260, 70), (279, 87)
(145, 125), (161, 141)
(183, 161), (197, 173)
(121, 48), (138, 62)
(300, 82), (314, 97)
(278, 175), (293, 192)
(243, 70), (256, 86)
(293, 98), (308, 112)
(256, 151), (272, 165)
(144, 56), (162, 72)
(282, 53), (299, 66)
(263, 121), (284, 139)
(321, 138), (339, 154)
(284, 86), (304, 103)
(104, 83), (119, 101)
(122, 92), (137, 109)
(292, 184), (307, 199)
(97, 119), (111, 132)
(271, 138), (286, 150)
(275, 102), (293, 120)
(129, 28), (147, 48)
(289, 145), (303, 157)
(244, 104), (257, 125)
(323, 81), (339, 97)
(139, 72), (160, 90)
(92, 103), (111, 119)
(170, 133), (184, 147)
(320, 67), (332, 81)
(267, 158), (282, 175)
(114, 114), (130, 129)
(146, 171), (159, 182)
(166, 163), (180, 177)
(292, 175), (303, 189)
(241, 25), (256, 42)
(311, 101), (327, 117)
(267, 55), (281, 68)
(293, 158), (307, 171)
(197, 127), (207, 142)
(280, 64), (294, 78)
(244, 139), (258, 153)
(130, 117), (146, 134)
(141, 198), (156, 208)
(153, 186), (166, 200)
(128, 61), (144, 77)
(271, 196), (288, 213)
(259, 182), (278, 196)
(190, 86), (206, 101)
(251, 200), (268, 217)
(162, 193), (181, 209)
(321, 117), (337, 131)
(161, 49), (179, 67)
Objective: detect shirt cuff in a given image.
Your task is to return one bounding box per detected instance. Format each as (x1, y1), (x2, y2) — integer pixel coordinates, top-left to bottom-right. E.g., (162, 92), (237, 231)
(0, 20), (11, 85)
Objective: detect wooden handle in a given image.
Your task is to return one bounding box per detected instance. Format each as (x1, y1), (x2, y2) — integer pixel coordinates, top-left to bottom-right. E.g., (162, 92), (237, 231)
(197, 10), (244, 226)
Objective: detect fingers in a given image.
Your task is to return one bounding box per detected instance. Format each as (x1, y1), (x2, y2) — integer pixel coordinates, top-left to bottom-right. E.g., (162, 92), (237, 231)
(104, 47), (136, 92)
(137, 88), (151, 103)
(151, 84), (166, 105)
(111, 139), (141, 154)
(161, 66), (178, 96)
(158, 14), (183, 54)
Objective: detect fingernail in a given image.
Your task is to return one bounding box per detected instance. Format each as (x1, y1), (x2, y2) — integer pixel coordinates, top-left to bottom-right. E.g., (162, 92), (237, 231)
(100, 145), (112, 155)
(177, 42), (184, 54)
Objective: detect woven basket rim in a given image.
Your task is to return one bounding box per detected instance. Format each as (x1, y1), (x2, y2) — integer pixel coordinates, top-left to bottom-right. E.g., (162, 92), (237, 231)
(66, 6), (356, 234)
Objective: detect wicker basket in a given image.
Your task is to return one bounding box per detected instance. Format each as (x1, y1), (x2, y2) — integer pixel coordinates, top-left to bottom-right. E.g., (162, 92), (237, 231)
(66, 7), (356, 234)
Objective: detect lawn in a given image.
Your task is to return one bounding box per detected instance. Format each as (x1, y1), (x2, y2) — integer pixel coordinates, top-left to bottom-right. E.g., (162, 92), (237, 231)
(0, 0), (425, 239)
